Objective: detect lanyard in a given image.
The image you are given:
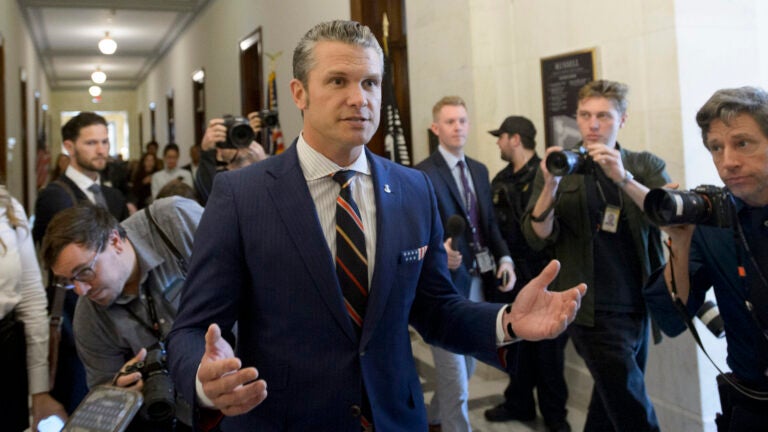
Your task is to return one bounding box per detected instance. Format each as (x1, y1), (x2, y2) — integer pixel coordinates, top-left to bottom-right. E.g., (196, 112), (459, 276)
(123, 280), (165, 343)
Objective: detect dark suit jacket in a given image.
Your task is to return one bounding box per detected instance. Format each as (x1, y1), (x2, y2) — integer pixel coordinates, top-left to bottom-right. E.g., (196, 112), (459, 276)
(33, 174), (129, 244)
(168, 144), (502, 431)
(416, 151), (510, 300)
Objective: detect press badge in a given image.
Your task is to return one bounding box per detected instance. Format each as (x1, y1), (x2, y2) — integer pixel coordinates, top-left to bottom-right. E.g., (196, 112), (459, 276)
(601, 205), (621, 233)
(475, 248), (495, 274)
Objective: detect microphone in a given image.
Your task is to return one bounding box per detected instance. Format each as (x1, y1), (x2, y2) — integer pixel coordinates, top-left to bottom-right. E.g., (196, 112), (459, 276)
(445, 214), (466, 250)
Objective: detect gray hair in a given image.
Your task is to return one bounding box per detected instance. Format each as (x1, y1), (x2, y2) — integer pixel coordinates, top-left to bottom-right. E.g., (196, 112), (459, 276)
(293, 20), (383, 88)
(696, 86), (768, 146)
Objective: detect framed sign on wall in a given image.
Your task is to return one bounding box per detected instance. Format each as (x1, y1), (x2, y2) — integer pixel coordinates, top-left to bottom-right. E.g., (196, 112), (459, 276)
(540, 49), (596, 149)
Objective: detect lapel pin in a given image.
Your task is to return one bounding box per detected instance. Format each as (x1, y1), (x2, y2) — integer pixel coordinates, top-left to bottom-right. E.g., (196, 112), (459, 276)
(384, 184), (391, 193)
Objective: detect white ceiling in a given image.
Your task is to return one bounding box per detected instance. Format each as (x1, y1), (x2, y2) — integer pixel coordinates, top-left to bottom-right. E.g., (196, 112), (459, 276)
(19, 0), (212, 90)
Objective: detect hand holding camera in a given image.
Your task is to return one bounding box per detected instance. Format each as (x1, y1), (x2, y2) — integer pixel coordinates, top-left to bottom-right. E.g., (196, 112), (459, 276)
(216, 115), (256, 149)
(644, 184), (733, 228)
(116, 342), (176, 422)
(545, 143), (625, 181)
(113, 348), (147, 391)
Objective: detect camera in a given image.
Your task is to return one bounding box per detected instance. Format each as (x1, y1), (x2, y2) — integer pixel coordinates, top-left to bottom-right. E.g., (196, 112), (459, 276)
(216, 114), (255, 149)
(696, 300), (725, 338)
(643, 185), (733, 228)
(124, 342), (175, 422)
(259, 109), (279, 128)
(545, 147), (592, 176)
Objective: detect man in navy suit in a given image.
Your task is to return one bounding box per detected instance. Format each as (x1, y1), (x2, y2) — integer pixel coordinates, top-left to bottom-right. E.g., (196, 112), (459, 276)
(416, 96), (515, 432)
(167, 20), (586, 432)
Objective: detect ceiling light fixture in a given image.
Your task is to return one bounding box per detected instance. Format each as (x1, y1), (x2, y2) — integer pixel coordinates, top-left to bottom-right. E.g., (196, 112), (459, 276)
(98, 31), (117, 55)
(91, 67), (106, 84)
(89, 85), (102, 97)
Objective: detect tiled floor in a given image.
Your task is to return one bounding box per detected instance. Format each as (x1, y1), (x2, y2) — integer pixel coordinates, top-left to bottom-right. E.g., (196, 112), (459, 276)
(412, 331), (586, 432)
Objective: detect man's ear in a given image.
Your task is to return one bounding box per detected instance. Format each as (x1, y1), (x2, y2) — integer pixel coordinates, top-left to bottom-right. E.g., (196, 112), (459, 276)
(63, 139), (74, 154)
(619, 112), (628, 129)
(110, 229), (125, 253)
(290, 78), (307, 110)
(430, 122), (439, 136)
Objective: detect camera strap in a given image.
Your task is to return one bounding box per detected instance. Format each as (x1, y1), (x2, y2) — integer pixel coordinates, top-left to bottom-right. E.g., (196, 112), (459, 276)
(666, 237), (768, 401)
(731, 202), (768, 342)
(144, 206), (188, 277)
(122, 283), (166, 343)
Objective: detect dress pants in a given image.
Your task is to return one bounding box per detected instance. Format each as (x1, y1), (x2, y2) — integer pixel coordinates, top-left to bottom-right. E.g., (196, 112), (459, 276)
(426, 276), (484, 432)
(568, 311), (660, 432)
(502, 332), (569, 423)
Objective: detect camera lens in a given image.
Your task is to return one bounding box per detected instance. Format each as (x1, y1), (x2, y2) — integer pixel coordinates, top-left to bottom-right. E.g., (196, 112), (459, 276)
(696, 300), (725, 338)
(143, 372), (176, 422)
(644, 189), (709, 226)
(546, 150), (585, 176)
(229, 123), (255, 148)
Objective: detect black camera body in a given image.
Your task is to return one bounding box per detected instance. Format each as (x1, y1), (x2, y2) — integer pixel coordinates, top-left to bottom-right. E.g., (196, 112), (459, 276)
(643, 185), (733, 228)
(545, 147), (592, 176)
(216, 114), (255, 149)
(259, 109), (279, 128)
(124, 342), (175, 422)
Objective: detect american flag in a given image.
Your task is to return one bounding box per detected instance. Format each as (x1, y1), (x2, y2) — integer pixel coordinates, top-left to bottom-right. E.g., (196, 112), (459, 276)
(266, 69), (285, 155)
(381, 16), (410, 166)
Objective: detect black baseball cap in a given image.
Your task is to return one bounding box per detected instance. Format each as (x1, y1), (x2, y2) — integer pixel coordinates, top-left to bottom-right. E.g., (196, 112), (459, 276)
(488, 116), (536, 138)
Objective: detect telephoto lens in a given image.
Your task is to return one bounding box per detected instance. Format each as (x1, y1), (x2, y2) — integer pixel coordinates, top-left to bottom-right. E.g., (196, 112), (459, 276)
(643, 185), (733, 228)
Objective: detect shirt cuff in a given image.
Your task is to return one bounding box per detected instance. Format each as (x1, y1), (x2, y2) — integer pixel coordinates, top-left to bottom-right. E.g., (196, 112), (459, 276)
(495, 305), (521, 346)
(495, 306), (509, 345)
(196, 363), (216, 408)
(498, 256), (513, 265)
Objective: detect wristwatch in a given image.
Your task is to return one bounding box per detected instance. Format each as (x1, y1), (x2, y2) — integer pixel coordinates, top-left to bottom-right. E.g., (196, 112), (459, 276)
(615, 170), (634, 188)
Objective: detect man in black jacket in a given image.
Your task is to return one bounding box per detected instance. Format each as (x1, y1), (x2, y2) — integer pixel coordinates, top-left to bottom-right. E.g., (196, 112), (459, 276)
(485, 116), (570, 432)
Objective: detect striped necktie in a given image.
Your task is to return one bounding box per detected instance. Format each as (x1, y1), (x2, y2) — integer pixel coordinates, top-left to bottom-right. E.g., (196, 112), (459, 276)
(332, 170), (369, 335)
(332, 170), (374, 430)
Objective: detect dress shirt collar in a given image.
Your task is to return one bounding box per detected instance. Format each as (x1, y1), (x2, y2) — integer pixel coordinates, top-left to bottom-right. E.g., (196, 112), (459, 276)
(438, 145), (465, 169)
(296, 132), (371, 181)
(65, 165), (101, 190)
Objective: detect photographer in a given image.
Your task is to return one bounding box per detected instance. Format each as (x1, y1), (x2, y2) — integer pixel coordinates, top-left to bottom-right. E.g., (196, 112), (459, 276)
(41, 196), (203, 431)
(195, 113), (267, 205)
(644, 86), (768, 431)
(522, 80), (670, 431)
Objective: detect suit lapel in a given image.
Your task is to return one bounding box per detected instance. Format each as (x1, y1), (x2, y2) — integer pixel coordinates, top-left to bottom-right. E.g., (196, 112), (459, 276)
(265, 145), (358, 342)
(432, 152), (465, 213)
(361, 150), (399, 348)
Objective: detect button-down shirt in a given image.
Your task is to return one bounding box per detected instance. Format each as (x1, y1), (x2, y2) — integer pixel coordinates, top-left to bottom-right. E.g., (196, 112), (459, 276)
(65, 165), (101, 204)
(297, 134), (377, 284)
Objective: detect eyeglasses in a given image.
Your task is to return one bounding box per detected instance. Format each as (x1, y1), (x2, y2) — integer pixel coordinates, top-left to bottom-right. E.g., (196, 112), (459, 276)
(54, 241), (104, 290)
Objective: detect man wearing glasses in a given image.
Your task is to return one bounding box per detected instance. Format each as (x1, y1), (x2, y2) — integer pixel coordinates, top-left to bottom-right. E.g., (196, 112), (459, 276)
(41, 196), (202, 431)
(33, 111), (130, 414)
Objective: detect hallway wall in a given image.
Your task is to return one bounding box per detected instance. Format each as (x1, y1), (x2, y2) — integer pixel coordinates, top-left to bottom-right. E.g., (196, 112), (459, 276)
(0, 0), (50, 205)
(136, 0), (349, 158)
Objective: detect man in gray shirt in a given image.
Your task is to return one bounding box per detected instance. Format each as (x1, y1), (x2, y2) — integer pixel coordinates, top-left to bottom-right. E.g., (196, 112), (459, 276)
(41, 196), (202, 431)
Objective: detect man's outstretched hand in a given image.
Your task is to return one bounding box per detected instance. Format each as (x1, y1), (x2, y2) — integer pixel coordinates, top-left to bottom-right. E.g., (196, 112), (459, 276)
(502, 260), (586, 341)
(197, 324), (268, 416)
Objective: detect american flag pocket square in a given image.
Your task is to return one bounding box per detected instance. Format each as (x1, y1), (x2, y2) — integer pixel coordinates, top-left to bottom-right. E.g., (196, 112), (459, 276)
(400, 245), (428, 263)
